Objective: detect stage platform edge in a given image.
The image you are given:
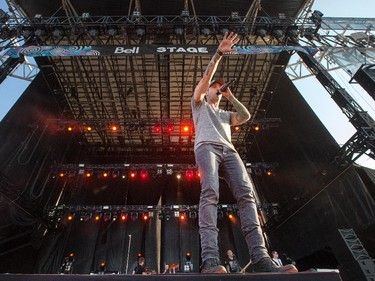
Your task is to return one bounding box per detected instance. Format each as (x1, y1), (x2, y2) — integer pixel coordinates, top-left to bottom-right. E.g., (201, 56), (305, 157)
(0, 271), (342, 281)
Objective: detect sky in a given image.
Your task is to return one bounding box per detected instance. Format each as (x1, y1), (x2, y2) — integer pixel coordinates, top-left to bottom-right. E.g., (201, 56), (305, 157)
(0, 0), (374, 167)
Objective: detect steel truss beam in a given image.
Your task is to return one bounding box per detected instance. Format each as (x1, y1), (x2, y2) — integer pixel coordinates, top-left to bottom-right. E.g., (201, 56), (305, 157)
(298, 51), (375, 165)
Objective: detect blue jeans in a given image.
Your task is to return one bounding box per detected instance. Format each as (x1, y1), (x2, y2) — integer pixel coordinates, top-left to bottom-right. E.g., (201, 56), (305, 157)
(195, 143), (269, 264)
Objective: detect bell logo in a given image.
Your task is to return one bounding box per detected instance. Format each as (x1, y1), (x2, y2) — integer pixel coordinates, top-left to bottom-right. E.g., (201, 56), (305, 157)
(114, 47), (140, 54)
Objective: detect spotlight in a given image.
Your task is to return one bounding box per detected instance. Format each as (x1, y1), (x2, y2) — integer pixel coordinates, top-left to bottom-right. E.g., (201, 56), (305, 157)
(95, 214), (101, 221)
(103, 213), (112, 222)
(272, 29), (284, 39)
(102, 171), (109, 178)
(153, 124), (162, 133)
(233, 126), (240, 132)
(112, 171), (120, 179)
(85, 171), (93, 178)
(179, 213), (186, 221)
(181, 124), (192, 134)
(166, 124), (174, 134)
(257, 28), (267, 37)
(131, 212), (139, 220)
(135, 26), (145, 36)
(106, 27), (118, 36)
(67, 214), (74, 221)
(120, 213), (127, 221)
(140, 170), (148, 180)
(189, 211), (197, 219)
(143, 214), (149, 221)
(59, 172), (65, 178)
(52, 28), (64, 37)
(185, 170), (194, 180)
(67, 125), (74, 132)
(110, 124), (120, 132)
(129, 171), (137, 179)
(88, 28), (99, 36)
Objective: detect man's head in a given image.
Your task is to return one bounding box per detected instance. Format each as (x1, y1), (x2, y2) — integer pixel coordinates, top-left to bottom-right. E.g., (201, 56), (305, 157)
(206, 78), (225, 104)
(226, 249), (234, 257)
(138, 257), (145, 265)
(272, 251), (279, 258)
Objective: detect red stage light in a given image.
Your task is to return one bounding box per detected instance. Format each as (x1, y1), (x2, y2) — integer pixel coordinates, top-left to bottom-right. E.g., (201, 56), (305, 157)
(143, 214), (149, 221)
(196, 171), (201, 178)
(153, 124), (162, 133)
(120, 213), (127, 221)
(185, 170), (194, 180)
(67, 214), (74, 221)
(140, 170), (148, 180)
(179, 213), (186, 220)
(103, 172), (109, 178)
(166, 124), (174, 134)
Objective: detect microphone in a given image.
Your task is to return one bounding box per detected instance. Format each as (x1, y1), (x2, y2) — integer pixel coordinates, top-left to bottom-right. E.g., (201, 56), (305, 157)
(220, 78), (237, 92)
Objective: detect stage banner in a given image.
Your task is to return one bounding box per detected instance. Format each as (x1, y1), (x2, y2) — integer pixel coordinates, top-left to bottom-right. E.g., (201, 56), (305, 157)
(1, 45), (317, 58)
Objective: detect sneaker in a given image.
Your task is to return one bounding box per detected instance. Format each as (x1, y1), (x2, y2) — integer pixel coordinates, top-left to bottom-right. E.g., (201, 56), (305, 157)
(253, 258), (298, 273)
(200, 258), (227, 274)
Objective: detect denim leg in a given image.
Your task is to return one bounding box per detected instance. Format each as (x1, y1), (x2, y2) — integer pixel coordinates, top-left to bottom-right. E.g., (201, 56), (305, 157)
(195, 144), (222, 262)
(221, 147), (269, 264)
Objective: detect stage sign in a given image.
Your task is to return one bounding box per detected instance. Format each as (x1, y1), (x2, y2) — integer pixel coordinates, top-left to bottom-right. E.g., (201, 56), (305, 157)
(1, 45), (317, 58)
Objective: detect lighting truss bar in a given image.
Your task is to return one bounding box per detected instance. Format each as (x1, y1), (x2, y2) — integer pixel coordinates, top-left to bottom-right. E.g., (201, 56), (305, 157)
(298, 51), (375, 165)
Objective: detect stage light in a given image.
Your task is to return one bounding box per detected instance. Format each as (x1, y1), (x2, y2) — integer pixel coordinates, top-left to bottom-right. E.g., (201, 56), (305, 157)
(95, 214), (101, 221)
(140, 170), (148, 180)
(131, 212), (139, 220)
(174, 211), (180, 218)
(166, 124), (174, 134)
(179, 213), (186, 221)
(228, 213), (234, 219)
(196, 171), (201, 178)
(85, 171), (92, 178)
(233, 126), (240, 132)
(112, 214), (118, 221)
(135, 26), (145, 37)
(120, 213), (127, 221)
(189, 211), (197, 219)
(59, 172), (65, 178)
(252, 124), (262, 132)
(176, 173), (181, 180)
(86, 126), (93, 132)
(111, 124), (119, 132)
(103, 213), (111, 222)
(143, 214), (149, 221)
(52, 28), (64, 37)
(217, 211), (224, 220)
(153, 124), (162, 133)
(102, 171), (109, 178)
(67, 125), (74, 132)
(185, 170), (194, 180)
(257, 28), (267, 37)
(129, 171), (137, 179)
(112, 171), (120, 179)
(272, 29), (284, 39)
(67, 214), (74, 221)
(182, 124), (192, 134)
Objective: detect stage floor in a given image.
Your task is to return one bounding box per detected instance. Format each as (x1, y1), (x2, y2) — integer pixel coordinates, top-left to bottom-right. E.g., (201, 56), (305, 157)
(0, 271), (342, 281)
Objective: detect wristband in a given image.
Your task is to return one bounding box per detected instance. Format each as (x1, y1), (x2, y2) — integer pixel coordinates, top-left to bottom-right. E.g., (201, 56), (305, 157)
(216, 49), (223, 56)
